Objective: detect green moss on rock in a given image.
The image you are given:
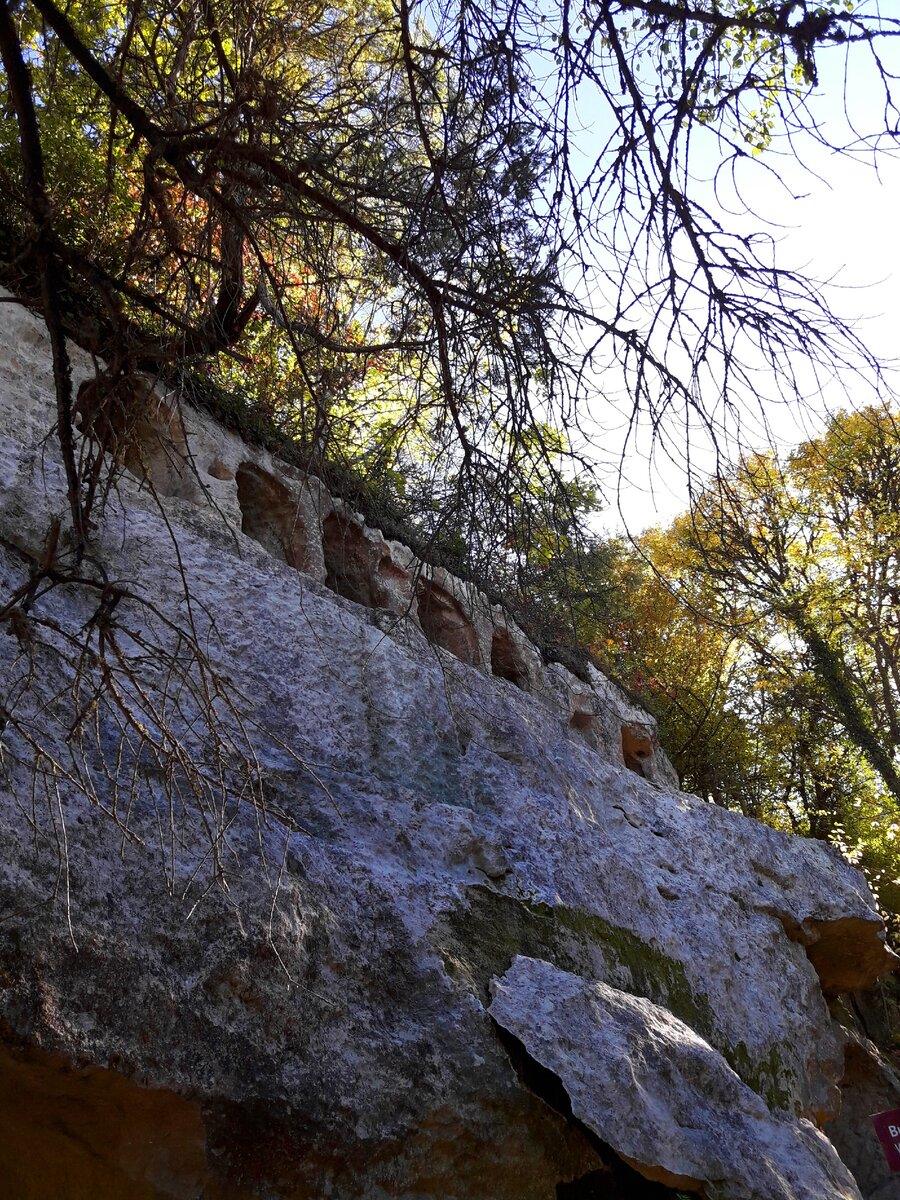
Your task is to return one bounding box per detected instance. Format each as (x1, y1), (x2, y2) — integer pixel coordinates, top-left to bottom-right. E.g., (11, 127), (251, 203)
(725, 1042), (797, 1114)
(436, 884), (801, 1113)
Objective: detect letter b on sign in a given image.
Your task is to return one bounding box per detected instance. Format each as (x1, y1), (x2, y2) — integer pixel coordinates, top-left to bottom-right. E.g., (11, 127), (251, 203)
(873, 1108), (900, 1172)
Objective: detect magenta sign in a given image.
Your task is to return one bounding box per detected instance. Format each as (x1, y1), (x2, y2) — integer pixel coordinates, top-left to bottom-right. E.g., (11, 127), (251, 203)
(872, 1108), (900, 1171)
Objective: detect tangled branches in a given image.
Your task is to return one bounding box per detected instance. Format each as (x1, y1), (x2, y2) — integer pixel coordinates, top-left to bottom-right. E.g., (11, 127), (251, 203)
(0, 511), (319, 932)
(1, 0), (900, 921)
(0, 0), (896, 552)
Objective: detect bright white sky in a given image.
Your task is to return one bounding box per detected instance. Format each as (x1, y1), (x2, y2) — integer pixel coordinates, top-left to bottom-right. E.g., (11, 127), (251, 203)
(594, 27), (900, 536)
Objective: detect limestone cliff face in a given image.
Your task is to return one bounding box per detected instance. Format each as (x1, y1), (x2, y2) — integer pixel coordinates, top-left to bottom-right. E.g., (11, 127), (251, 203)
(0, 295), (896, 1199)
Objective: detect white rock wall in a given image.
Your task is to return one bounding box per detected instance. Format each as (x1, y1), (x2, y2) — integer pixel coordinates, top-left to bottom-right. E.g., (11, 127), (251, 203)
(0, 294), (895, 1199)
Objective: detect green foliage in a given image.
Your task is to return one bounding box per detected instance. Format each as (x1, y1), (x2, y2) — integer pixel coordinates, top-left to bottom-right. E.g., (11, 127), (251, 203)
(622, 0), (856, 152)
(585, 407), (900, 932)
(0, 0), (558, 512)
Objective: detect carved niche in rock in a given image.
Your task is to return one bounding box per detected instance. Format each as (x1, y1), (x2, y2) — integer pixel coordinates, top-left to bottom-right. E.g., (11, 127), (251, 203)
(235, 462), (312, 571)
(491, 626), (531, 690)
(416, 578), (481, 667)
(621, 725), (654, 778)
(322, 511), (411, 613)
(74, 373), (196, 500)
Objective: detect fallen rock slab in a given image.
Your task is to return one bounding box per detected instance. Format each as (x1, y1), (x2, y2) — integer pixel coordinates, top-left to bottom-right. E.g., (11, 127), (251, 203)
(490, 955), (863, 1200)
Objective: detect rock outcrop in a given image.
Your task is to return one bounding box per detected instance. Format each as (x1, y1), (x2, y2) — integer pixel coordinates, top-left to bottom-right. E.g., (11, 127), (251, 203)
(0, 294), (896, 1198)
(490, 956), (862, 1199)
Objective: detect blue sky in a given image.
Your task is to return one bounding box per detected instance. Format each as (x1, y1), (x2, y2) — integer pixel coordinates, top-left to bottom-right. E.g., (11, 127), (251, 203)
(592, 25), (900, 534)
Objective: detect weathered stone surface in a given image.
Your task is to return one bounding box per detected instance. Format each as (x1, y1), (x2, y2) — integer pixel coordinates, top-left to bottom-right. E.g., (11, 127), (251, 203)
(489, 955), (862, 1200)
(0, 294), (896, 1197)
